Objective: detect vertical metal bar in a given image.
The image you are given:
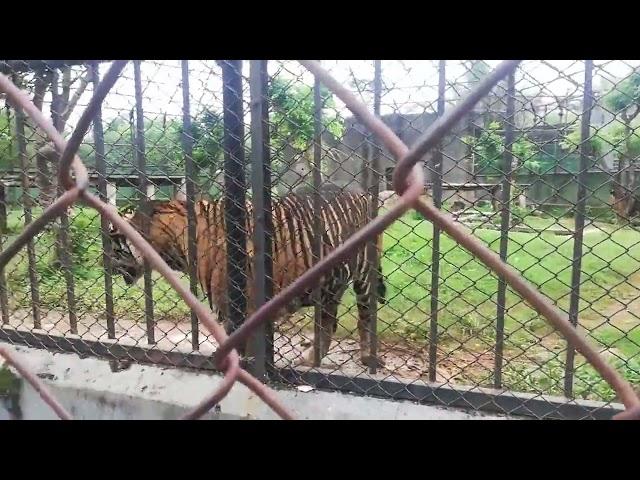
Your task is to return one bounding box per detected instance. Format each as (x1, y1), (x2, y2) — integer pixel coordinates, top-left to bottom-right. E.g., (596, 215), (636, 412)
(361, 143), (370, 192)
(0, 237), (8, 325)
(0, 183), (6, 233)
(367, 60), (382, 375)
(565, 60), (594, 398)
(90, 61), (116, 339)
(494, 71), (516, 389)
(429, 60), (446, 383)
(181, 60), (200, 351)
(0, 103), (13, 325)
(50, 69), (77, 334)
(249, 59), (274, 379)
(15, 104), (41, 329)
(221, 60), (247, 336)
(4, 107), (11, 160)
(312, 64), (324, 367)
(0, 183), (8, 325)
(262, 61), (275, 373)
(0, 109), (8, 323)
(133, 60), (155, 345)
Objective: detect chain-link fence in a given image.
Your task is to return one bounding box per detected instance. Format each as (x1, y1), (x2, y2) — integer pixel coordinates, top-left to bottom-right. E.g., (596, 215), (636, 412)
(1, 60), (639, 420)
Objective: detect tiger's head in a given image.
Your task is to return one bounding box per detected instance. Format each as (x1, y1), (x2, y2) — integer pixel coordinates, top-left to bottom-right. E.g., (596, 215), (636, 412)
(109, 198), (190, 285)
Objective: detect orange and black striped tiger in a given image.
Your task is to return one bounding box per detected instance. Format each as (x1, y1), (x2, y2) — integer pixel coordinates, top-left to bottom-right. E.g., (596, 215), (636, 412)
(109, 188), (387, 368)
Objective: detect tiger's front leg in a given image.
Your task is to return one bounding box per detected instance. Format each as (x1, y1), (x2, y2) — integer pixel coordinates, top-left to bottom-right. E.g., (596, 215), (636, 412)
(354, 280), (386, 369)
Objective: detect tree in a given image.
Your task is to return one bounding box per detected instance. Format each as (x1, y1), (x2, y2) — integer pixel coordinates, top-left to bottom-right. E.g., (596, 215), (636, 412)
(35, 65), (90, 207)
(562, 71), (640, 219)
(189, 108), (224, 195)
(269, 75), (345, 184)
(464, 121), (539, 176)
(0, 108), (16, 170)
(604, 72), (640, 218)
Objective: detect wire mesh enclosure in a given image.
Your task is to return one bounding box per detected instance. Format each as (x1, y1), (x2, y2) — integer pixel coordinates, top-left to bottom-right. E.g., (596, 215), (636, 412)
(1, 59), (640, 420)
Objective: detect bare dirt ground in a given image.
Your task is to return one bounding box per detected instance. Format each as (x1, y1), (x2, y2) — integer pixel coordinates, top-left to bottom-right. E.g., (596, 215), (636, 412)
(4, 298), (635, 396)
(5, 307), (502, 385)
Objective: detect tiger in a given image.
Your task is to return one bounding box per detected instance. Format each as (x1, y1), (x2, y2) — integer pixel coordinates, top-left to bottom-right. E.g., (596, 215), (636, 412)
(108, 187), (387, 368)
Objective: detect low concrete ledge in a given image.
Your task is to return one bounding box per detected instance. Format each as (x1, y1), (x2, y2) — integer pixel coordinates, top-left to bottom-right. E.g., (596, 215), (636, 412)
(0, 342), (514, 420)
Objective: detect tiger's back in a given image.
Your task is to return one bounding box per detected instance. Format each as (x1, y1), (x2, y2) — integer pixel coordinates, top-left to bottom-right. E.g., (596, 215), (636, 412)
(199, 188), (385, 320)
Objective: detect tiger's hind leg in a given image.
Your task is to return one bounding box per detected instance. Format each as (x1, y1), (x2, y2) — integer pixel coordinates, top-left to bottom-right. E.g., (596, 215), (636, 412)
(295, 291), (342, 368)
(354, 279), (385, 369)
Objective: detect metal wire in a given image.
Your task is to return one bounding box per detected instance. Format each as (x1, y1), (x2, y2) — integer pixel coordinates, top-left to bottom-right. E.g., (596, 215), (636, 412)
(0, 59), (639, 420)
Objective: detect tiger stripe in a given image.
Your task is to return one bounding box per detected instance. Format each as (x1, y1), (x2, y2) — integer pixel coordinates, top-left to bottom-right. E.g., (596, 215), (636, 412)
(109, 187), (386, 367)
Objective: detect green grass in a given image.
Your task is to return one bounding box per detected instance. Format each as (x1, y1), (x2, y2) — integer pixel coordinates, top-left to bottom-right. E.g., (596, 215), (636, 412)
(2, 205), (640, 402)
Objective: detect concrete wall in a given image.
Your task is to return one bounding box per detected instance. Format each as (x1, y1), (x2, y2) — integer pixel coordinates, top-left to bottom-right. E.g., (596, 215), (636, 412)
(277, 112), (473, 197)
(336, 113), (472, 190)
(519, 171), (612, 210)
(0, 343), (515, 420)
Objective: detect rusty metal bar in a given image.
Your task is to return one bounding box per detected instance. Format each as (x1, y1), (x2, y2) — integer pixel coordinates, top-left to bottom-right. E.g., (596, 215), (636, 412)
(84, 191), (284, 418)
(0, 67), (294, 420)
(428, 60), (446, 383)
(249, 59), (273, 379)
(565, 60), (594, 397)
(90, 61), (115, 339)
(50, 69), (78, 334)
(2, 58), (640, 421)
(494, 70), (516, 389)
(181, 60), (200, 352)
(0, 344), (72, 419)
(214, 61), (519, 361)
(14, 105), (41, 329)
(295, 59), (640, 412)
(221, 60), (248, 336)
(312, 64), (324, 367)
(367, 59), (382, 375)
(57, 61), (127, 191)
(133, 60), (155, 345)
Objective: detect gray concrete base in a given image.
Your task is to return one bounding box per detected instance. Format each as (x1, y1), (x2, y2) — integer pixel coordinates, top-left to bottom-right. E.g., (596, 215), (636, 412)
(0, 342), (515, 420)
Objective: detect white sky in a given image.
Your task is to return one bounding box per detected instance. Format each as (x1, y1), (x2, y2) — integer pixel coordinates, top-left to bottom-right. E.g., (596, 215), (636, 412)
(7, 60), (640, 136)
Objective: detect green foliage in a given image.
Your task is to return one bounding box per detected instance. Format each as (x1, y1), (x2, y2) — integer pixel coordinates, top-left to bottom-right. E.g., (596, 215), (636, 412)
(0, 111), (17, 170)
(0, 364), (19, 396)
(4, 205), (640, 401)
(190, 108), (224, 173)
(561, 122), (640, 162)
(464, 121), (539, 174)
(79, 115), (184, 174)
(67, 210), (103, 278)
(13, 209), (103, 282)
(561, 72), (640, 169)
(603, 71), (640, 115)
(269, 76), (345, 152)
(145, 117), (183, 173)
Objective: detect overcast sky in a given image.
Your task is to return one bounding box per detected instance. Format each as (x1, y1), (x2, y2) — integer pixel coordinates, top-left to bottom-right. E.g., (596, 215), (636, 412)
(7, 60), (640, 135)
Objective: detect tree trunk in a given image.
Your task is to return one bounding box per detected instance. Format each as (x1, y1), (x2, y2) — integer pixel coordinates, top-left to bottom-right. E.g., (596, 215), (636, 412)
(35, 66), (88, 269)
(35, 65), (89, 209)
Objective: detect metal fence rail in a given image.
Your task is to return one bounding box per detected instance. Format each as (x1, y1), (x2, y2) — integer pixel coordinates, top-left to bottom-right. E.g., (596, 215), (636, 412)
(0, 59), (639, 420)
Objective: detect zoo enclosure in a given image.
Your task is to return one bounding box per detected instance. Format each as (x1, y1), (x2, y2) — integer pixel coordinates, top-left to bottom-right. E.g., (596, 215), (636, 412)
(1, 60), (640, 420)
